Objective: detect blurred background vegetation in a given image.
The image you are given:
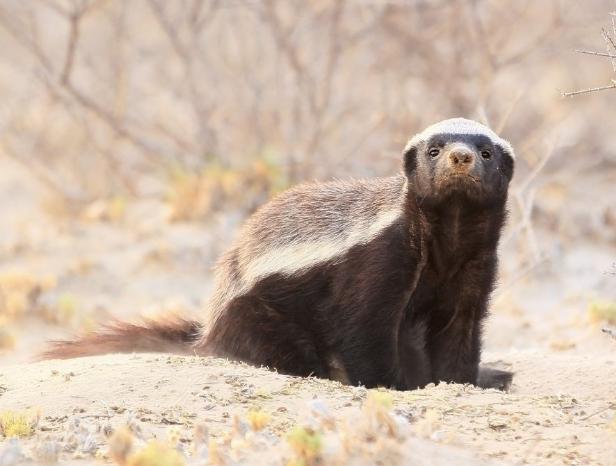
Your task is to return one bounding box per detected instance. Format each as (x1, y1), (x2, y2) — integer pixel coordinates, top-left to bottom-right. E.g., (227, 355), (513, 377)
(0, 0), (614, 363)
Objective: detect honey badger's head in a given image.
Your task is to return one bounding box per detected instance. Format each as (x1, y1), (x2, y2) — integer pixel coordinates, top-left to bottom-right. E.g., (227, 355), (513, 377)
(403, 118), (515, 207)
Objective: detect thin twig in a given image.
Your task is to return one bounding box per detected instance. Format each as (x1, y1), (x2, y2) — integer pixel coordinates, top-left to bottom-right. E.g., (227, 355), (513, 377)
(496, 1), (561, 69)
(304, 0), (346, 174)
(602, 27), (616, 52)
(496, 90), (524, 134)
(147, 0), (218, 161)
(561, 81), (616, 97)
(493, 255), (551, 301)
(578, 406), (611, 421)
(60, 10), (82, 85)
(601, 27), (616, 72)
(517, 141), (556, 193)
(574, 49), (616, 58)
(565, 14), (616, 97)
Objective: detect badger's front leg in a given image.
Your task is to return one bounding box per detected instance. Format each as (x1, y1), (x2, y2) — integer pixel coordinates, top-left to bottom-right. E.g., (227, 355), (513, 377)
(338, 321), (403, 389)
(426, 259), (490, 386)
(398, 316), (432, 389)
(328, 226), (424, 390)
(425, 259), (513, 391)
(426, 303), (482, 385)
(333, 285), (414, 389)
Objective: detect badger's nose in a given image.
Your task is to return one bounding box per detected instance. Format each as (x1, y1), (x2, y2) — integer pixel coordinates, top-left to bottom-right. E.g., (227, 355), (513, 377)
(448, 147), (475, 170)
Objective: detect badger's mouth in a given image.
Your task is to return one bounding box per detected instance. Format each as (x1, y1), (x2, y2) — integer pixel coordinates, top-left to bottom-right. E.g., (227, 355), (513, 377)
(434, 171), (484, 200)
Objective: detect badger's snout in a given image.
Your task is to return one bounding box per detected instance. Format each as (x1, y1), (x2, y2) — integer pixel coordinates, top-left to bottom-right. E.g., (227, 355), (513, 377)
(446, 144), (476, 173)
(432, 142), (485, 200)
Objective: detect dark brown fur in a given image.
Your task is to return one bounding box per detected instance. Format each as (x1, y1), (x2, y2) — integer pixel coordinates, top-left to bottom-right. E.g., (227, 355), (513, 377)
(44, 121), (515, 391)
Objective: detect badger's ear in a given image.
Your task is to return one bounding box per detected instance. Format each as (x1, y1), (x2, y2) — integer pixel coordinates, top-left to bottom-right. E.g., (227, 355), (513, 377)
(497, 144), (515, 180)
(403, 142), (418, 174)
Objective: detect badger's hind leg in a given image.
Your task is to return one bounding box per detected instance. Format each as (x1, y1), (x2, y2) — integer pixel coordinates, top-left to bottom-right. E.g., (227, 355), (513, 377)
(477, 367), (514, 391)
(203, 295), (328, 379)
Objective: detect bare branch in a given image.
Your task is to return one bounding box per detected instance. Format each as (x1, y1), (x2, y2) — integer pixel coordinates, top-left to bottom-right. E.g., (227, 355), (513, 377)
(517, 141), (556, 194)
(567, 15), (616, 97)
(60, 10), (83, 85)
(147, 0), (218, 160)
(574, 49), (616, 58)
(561, 81), (616, 97)
(603, 27), (616, 52)
(601, 27), (616, 72)
(63, 81), (167, 163)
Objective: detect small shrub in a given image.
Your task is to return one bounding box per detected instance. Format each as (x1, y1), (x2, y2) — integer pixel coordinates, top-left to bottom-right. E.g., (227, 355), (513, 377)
(166, 157), (288, 222)
(0, 410), (39, 438)
(82, 196), (127, 222)
(247, 409), (270, 431)
(108, 426), (134, 464)
(126, 441), (185, 466)
(287, 426), (322, 466)
(588, 300), (616, 325)
(0, 272), (56, 321)
(0, 325), (16, 352)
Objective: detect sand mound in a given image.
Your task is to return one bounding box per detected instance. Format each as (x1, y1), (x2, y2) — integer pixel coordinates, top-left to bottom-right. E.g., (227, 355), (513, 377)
(0, 351), (615, 465)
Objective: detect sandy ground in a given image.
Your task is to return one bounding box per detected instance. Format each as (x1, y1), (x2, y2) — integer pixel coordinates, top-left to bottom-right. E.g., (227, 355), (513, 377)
(1, 351), (615, 465)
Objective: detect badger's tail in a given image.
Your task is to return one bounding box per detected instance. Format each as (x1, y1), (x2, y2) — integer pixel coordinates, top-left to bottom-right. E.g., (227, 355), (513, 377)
(41, 316), (204, 360)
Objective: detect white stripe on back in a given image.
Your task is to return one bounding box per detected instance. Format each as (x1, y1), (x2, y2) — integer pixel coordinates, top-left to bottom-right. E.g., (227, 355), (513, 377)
(242, 207), (403, 285)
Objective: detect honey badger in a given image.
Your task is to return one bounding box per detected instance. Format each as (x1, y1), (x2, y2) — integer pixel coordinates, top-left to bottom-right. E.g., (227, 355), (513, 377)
(45, 118), (515, 391)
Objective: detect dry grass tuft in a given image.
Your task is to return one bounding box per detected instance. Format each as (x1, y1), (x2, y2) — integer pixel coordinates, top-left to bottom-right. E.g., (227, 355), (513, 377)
(0, 270), (97, 334)
(414, 409), (442, 439)
(125, 440), (185, 466)
(610, 414), (616, 433)
(108, 426), (134, 465)
(0, 272), (56, 321)
(0, 410), (39, 439)
(82, 197), (127, 223)
(549, 339), (576, 351)
(286, 426), (322, 466)
(0, 324), (16, 352)
(588, 300), (616, 325)
(247, 409), (271, 432)
(167, 160), (287, 222)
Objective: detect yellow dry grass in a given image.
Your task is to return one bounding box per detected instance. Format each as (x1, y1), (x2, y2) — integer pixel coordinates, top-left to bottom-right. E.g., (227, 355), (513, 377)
(588, 300), (616, 325)
(0, 410), (39, 438)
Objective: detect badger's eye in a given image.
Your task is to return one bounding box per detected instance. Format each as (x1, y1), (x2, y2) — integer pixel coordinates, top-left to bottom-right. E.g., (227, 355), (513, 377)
(480, 150), (492, 160)
(428, 147), (440, 157)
